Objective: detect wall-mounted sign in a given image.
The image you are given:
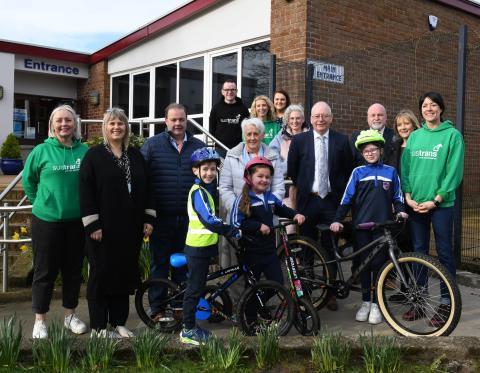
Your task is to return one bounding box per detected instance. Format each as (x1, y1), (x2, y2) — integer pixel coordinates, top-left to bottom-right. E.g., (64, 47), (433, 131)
(15, 55), (89, 78)
(309, 60), (344, 84)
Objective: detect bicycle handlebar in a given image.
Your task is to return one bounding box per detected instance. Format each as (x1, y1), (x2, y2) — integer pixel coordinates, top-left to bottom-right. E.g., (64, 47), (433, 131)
(356, 219), (406, 230)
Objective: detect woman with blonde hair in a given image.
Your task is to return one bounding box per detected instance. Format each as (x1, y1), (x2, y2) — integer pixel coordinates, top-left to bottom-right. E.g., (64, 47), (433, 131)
(250, 95), (278, 145)
(80, 108), (156, 338)
(23, 105), (88, 339)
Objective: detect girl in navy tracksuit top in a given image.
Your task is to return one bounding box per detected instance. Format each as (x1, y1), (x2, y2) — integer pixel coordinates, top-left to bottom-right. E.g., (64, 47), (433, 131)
(230, 157), (305, 284)
(330, 129), (407, 325)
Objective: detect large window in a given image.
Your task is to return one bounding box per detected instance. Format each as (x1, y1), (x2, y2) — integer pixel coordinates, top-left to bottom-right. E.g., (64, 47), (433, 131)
(180, 57), (204, 115)
(133, 72), (150, 118)
(155, 64), (177, 118)
(241, 41), (271, 108)
(211, 52), (237, 105)
(112, 74), (129, 116)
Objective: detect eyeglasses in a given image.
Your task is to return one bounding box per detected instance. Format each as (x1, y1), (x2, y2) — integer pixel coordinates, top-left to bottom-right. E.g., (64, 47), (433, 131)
(311, 114), (331, 120)
(222, 89), (237, 92)
(362, 147), (380, 155)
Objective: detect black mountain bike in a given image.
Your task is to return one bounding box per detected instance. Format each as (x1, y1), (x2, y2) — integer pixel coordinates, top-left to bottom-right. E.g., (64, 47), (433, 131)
(276, 220), (462, 337)
(135, 238), (295, 336)
(275, 220), (320, 335)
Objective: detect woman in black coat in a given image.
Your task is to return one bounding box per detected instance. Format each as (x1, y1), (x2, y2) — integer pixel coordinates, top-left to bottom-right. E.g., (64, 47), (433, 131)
(80, 108), (155, 338)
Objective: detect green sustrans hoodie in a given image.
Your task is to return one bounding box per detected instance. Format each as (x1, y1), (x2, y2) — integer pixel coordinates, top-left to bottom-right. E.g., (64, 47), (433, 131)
(401, 120), (464, 207)
(22, 137), (88, 222)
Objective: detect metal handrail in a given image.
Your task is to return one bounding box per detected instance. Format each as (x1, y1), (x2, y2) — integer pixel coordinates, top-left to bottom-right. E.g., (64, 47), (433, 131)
(0, 172), (23, 202)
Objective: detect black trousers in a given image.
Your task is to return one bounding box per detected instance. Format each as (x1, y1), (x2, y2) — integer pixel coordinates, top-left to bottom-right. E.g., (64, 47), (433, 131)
(88, 294), (129, 330)
(31, 215), (85, 314)
(355, 230), (387, 303)
(182, 255), (210, 329)
(299, 193), (338, 279)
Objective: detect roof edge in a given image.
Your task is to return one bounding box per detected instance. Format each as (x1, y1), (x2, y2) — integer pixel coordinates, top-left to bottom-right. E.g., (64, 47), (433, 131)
(89, 0), (224, 64)
(436, 0), (480, 17)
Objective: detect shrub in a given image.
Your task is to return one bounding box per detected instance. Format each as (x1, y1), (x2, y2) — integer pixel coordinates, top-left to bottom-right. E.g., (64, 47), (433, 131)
(199, 328), (245, 371)
(255, 323), (280, 369)
(0, 134), (21, 159)
(131, 328), (170, 369)
(359, 332), (401, 373)
(81, 330), (119, 371)
(311, 330), (351, 372)
(0, 315), (22, 368)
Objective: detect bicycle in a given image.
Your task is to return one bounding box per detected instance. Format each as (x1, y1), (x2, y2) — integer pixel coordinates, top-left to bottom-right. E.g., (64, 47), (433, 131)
(135, 237), (295, 336)
(275, 219), (320, 335)
(278, 219), (462, 337)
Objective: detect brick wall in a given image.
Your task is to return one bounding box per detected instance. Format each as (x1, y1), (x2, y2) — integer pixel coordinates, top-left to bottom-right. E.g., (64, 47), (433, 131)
(77, 60), (110, 139)
(271, 0), (480, 198)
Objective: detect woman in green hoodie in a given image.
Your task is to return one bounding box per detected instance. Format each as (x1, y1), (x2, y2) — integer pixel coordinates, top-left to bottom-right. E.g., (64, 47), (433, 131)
(23, 105), (88, 339)
(401, 92), (464, 327)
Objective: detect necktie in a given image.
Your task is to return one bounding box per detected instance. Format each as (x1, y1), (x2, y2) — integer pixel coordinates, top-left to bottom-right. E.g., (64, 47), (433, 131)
(317, 136), (328, 198)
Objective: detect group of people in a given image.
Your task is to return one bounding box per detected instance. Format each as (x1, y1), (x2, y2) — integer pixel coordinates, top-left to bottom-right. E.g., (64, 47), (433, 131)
(21, 80), (464, 345)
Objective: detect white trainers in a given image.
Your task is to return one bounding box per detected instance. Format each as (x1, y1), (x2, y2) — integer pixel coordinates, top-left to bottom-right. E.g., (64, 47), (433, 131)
(115, 326), (134, 338)
(368, 303), (383, 325)
(64, 314), (88, 334)
(355, 301), (371, 322)
(91, 329), (121, 339)
(32, 320), (48, 339)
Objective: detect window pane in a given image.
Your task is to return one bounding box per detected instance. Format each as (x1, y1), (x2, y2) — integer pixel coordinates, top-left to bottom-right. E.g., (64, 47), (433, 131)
(212, 52), (237, 105)
(112, 74), (129, 116)
(155, 64), (177, 118)
(187, 117), (203, 135)
(133, 72), (150, 118)
(241, 41), (271, 108)
(180, 57), (204, 115)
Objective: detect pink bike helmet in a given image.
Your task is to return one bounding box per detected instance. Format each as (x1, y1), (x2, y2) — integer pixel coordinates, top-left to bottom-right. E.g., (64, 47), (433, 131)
(243, 156), (274, 186)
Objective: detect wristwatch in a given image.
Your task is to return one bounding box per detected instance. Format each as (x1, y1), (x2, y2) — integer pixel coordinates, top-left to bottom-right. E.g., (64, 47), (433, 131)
(433, 200), (440, 207)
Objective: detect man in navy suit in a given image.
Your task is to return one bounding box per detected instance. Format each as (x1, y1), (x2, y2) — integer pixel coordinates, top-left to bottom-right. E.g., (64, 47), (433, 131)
(351, 103), (394, 165)
(287, 101), (354, 310)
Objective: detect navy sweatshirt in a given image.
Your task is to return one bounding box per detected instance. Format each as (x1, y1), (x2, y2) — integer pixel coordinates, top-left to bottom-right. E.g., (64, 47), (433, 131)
(231, 190), (296, 254)
(335, 162), (405, 226)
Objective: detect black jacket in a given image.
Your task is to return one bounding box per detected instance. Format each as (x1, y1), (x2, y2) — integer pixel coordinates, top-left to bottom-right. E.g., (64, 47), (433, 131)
(287, 129), (354, 212)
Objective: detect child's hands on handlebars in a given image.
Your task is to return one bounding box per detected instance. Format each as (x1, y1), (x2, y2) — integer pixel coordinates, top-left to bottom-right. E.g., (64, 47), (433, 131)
(396, 212), (409, 221)
(330, 222), (344, 233)
(259, 224), (271, 235)
(293, 214), (306, 225)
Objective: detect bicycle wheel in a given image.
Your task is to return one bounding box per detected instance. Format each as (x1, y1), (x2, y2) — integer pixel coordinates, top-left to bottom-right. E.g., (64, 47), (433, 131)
(135, 278), (184, 332)
(293, 297), (320, 336)
(204, 285), (233, 323)
(377, 252), (462, 337)
(277, 235), (334, 310)
(237, 280), (295, 336)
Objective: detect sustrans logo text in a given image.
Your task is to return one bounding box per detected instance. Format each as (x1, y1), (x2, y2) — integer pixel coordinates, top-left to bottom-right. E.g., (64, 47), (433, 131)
(411, 144), (443, 160)
(52, 158), (81, 172)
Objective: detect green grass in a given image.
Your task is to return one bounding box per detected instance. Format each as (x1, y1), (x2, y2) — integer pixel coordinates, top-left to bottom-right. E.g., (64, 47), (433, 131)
(32, 320), (74, 373)
(199, 327), (246, 371)
(0, 315), (22, 368)
(311, 329), (351, 372)
(255, 323), (280, 370)
(359, 332), (401, 373)
(131, 328), (170, 369)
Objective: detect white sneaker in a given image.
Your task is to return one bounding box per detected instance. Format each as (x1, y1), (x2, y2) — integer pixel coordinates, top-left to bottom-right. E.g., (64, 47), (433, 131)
(64, 314), (88, 334)
(91, 329), (121, 339)
(368, 303), (383, 325)
(115, 326), (134, 338)
(355, 301), (371, 322)
(32, 320), (48, 339)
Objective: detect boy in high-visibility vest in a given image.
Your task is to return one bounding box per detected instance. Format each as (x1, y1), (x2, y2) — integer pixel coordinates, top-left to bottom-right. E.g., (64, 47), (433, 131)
(180, 147), (240, 346)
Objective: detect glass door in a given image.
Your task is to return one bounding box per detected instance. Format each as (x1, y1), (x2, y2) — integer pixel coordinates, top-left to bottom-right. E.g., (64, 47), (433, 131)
(211, 52), (238, 106)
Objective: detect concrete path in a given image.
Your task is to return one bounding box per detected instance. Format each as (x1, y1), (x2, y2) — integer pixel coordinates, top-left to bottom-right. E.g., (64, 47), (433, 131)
(1, 274), (479, 339)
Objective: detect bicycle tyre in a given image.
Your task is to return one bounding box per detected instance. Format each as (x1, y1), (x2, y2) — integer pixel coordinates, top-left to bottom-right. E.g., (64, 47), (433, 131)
(237, 280), (295, 336)
(277, 235), (334, 310)
(135, 278), (183, 332)
(377, 252), (462, 337)
(293, 297), (320, 336)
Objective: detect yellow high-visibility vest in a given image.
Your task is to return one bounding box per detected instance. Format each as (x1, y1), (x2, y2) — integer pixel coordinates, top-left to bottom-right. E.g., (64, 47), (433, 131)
(185, 184), (218, 247)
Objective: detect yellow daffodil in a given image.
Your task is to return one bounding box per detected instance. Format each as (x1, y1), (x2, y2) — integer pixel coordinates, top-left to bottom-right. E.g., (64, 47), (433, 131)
(143, 236), (150, 243)
(20, 226), (28, 234)
(20, 244), (29, 252)
(12, 232), (20, 240)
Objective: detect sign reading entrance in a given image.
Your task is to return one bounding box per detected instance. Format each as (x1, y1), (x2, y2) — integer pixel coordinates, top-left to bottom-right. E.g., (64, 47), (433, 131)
(310, 61), (345, 84)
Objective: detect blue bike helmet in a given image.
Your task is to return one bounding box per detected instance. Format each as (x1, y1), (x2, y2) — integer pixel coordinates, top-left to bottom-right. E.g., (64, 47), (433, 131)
(190, 147), (221, 167)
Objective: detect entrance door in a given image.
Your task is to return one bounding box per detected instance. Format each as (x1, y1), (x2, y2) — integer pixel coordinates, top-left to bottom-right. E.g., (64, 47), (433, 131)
(211, 52), (238, 107)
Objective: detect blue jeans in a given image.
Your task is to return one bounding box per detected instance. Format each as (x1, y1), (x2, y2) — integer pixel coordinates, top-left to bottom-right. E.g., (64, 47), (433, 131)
(148, 215), (189, 315)
(409, 207), (456, 303)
